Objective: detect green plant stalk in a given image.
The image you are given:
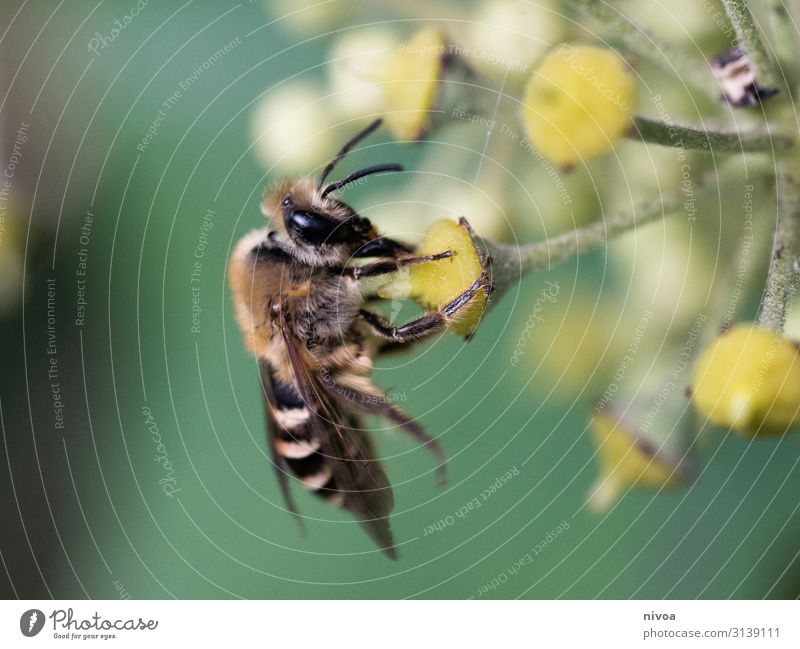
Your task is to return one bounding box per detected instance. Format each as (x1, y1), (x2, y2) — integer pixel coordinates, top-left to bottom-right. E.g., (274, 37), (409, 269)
(572, 0), (718, 100)
(758, 166), (800, 333)
(631, 116), (795, 153)
(481, 169), (739, 300)
(721, 0), (780, 88)
(718, 196), (779, 330)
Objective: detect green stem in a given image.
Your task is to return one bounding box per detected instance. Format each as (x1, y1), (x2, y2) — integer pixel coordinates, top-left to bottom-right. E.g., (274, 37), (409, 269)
(631, 116), (795, 153)
(572, 0), (718, 100)
(482, 168), (755, 298)
(758, 167), (800, 333)
(721, 0), (779, 88)
(718, 200), (777, 331)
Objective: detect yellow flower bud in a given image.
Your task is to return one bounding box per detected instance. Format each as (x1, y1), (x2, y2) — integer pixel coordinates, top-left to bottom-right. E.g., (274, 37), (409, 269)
(378, 218), (487, 337)
(381, 27), (448, 140)
(588, 410), (685, 512)
(521, 43), (637, 168)
(692, 325), (800, 436)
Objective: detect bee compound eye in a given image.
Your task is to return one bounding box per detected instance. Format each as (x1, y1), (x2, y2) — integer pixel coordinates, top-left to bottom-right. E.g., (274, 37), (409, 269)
(285, 210), (348, 245)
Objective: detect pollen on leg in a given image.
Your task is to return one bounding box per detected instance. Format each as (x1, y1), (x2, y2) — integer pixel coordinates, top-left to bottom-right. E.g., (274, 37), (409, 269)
(378, 218), (489, 337)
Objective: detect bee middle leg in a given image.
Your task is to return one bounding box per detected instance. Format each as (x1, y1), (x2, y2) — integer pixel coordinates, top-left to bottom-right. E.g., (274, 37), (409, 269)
(359, 269), (491, 343)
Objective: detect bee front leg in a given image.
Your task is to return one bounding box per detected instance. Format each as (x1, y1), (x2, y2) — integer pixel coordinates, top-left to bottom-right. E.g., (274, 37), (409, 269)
(360, 269), (491, 343)
(345, 250), (453, 280)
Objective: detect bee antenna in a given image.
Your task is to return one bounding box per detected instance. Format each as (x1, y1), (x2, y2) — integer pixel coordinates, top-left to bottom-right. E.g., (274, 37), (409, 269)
(317, 118), (384, 189)
(320, 163), (404, 199)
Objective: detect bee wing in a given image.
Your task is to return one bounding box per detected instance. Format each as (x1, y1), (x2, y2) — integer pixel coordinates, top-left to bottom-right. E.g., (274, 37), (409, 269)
(316, 411), (396, 558)
(277, 311), (397, 558)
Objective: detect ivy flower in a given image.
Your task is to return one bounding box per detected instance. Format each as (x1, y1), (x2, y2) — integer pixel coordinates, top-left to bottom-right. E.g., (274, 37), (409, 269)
(587, 408), (688, 512)
(379, 218), (488, 337)
(521, 43), (637, 168)
(691, 325), (800, 437)
(381, 27), (449, 140)
(380, 27), (490, 141)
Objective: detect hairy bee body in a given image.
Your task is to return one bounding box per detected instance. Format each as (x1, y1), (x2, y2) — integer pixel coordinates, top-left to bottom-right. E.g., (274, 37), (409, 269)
(229, 120), (489, 558)
(229, 225), (373, 386)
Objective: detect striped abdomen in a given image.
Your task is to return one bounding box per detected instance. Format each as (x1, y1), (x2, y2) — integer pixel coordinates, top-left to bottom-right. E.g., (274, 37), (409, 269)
(269, 372), (346, 507)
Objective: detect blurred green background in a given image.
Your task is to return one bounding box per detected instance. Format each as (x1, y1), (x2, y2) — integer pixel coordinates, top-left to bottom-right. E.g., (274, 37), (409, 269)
(1, 0), (799, 599)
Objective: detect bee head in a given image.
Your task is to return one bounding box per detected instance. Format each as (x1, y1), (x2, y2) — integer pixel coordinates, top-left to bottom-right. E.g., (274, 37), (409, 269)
(259, 119), (403, 264)
(260, 178), (378, 259)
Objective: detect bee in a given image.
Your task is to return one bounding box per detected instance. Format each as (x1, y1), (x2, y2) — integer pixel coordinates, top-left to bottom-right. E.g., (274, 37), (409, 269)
(229, 119), (491, 558)
(711, 47), (778, 107)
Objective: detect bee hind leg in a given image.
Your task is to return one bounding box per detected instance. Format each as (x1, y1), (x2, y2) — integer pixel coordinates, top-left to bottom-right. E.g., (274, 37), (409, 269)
(326, 375), (448, 485)
(360, 308), (448, 343)
(386, 407), (448, 485)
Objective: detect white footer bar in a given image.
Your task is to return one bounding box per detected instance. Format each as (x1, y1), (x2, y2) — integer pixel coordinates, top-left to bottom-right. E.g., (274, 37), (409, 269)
(1, 600), (796, 647)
